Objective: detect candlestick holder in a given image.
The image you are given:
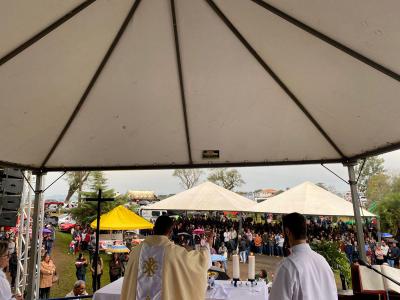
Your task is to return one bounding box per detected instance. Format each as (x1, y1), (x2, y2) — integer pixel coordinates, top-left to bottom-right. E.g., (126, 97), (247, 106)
(246, 279), (257, 286)
(231, 278), (240, 287)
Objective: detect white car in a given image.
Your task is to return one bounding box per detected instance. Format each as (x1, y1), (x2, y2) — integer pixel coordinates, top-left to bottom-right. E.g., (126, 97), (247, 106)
(58, 214), (75, 226)
(139, 208), (167, 222)
(62, 201), (78, 210)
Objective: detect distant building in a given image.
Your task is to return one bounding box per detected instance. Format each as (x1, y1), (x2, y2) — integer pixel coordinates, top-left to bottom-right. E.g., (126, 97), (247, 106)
(158, 194), (176, 200)
(254, 188), (279, 203)
(127, 190), (158, 204)
(344, 191), (368, 207)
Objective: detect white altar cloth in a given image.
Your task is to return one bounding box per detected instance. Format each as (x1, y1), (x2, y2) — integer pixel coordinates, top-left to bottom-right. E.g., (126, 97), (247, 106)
(93, 277), (268, 300)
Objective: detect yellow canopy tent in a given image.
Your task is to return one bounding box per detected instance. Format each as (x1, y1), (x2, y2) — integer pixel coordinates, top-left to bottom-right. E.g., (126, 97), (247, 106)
(90, 205), (154, 230)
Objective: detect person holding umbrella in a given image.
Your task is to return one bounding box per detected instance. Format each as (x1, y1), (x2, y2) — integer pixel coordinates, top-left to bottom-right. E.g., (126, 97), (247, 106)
(43, 228), (53, 255)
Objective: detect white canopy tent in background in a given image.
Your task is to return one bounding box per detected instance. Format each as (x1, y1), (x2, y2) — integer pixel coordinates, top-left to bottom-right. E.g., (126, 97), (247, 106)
(247, 181), (375, 217)
(1, 1), (400, 299)
(145, 181), (255, 211)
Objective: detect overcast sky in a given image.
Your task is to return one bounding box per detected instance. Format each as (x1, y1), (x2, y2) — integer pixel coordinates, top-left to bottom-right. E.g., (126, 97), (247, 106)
(43, 150), (400, 199)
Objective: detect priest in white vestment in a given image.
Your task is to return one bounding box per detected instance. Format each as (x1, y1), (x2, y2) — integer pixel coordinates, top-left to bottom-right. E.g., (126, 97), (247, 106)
(270, 213), (338, 300)
(121, 216), (212, 300)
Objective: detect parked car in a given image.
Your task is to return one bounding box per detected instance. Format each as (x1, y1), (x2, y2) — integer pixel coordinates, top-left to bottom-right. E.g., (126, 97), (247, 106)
(58, 214), (75, 226)
(46, 203), (63, 212)
(60, 222), (76, 233)
(62, 201), (78, 210)
(44, 214), (58, 227)
(44, 200), (64, 213)
(139, 208), (167, 222)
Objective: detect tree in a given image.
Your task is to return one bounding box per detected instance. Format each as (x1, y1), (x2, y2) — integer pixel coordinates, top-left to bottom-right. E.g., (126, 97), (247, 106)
(376, 193), (400, 234)
(207, 168), (244, 190)
(173, 169), (203, 189)
(390, 176), (400, 194)
(355, 157), (385, 194)
(365, 173), (391, 206)
(70, 171), (128, 225)
(64, 171), (91, 203)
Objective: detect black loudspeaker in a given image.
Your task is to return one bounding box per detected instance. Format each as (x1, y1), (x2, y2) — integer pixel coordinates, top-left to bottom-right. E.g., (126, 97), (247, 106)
(1, 195), (21, 210)
(0, 168), (23, 179)
(0, 178), (23, 194)
(0, 211), (18, 227)
(0, 168), (24, 227)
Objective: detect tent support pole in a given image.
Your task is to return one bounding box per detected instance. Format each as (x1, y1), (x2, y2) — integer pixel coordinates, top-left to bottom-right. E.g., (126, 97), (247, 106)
(377, 217), (382, 243)
(94, 190), (102, 291)
(346, 162), (367, 262)
(26, 171), (45, 300)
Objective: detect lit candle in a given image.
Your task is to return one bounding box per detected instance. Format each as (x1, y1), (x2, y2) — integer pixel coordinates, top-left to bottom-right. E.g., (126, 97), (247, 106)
(248, 253), (255, 280)
(232, 254), (240, 279)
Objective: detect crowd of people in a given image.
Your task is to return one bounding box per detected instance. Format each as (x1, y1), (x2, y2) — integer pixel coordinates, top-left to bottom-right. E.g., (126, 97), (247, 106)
(67, 225), (130, 294)
(170, 214), (400, 268)
(0, 213), (399, 299)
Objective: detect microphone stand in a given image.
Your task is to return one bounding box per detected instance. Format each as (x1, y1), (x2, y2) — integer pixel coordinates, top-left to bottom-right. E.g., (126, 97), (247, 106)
(359, 260), (400, 300)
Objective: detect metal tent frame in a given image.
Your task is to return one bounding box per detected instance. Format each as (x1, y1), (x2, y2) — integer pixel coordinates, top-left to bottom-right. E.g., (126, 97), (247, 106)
(1, 1), (399, 299)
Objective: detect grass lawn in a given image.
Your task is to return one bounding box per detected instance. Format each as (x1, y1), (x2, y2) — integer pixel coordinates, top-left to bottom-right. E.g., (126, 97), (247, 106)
(49, 231), (112, 298)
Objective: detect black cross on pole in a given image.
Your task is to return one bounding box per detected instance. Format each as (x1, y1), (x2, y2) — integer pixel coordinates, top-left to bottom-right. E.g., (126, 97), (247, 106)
(86, 189), (114, 292)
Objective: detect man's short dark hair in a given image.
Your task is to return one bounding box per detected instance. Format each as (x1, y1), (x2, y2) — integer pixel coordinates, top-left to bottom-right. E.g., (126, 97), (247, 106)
(153, 215), (174, 235)
(282, 213), (307, 240)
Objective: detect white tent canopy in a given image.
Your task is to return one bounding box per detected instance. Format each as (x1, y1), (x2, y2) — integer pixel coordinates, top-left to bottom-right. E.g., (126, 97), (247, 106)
(1, 0), (400, 171)
(144, 181), (256, 211)
(247, 181), (375, 217)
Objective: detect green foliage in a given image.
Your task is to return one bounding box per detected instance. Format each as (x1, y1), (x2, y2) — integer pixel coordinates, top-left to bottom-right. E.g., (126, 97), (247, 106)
(70, 195), (129, 226)
(87, 171), (108, 191)
(207, 168), (244, 191)
(391, 176), (400, 194)
(311, 241), (351, 287)
(355, 157), (385, 194)
(70, 171), (129, 225)
(366, 173), (391, 206)
(376, 192), (400, 233)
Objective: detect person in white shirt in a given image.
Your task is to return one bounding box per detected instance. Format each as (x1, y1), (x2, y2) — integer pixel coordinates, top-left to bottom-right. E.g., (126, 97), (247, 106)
(381, 241), (389, 259)
(277, 235), (285, 257)
(223, 229), (231, 243)
(270, 213), (337, 300)
(7, 239), (15, 255)
(0, 241), (22, 300)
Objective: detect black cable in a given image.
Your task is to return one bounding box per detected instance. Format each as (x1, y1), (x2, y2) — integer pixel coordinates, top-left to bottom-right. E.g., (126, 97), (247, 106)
(20, 170), (35, 192)
(42, 171), (67, 193)
(320, 164), (349, 185)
